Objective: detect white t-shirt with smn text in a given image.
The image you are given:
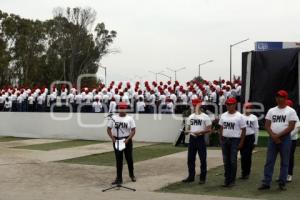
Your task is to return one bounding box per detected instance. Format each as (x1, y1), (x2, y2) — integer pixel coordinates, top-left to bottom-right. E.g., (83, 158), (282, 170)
(265, 106), (299, 135)
(243, 114), (259, 136)
(187, 113), (212, 136)
(219, 111), (247, 138)
(107, 115), (136, 137)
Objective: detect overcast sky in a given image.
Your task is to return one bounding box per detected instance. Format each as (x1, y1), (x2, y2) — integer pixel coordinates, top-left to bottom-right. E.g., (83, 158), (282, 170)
(1, 0), (300, 84)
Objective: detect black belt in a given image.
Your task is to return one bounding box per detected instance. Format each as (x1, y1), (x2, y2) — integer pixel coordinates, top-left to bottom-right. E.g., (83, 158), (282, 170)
(223, 137), (240, 139)
(114, 136), (129, 140)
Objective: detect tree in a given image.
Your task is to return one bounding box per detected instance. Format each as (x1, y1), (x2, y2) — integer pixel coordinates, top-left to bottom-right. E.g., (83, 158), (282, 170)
(0, 10), (12, 86)
(0, 7), (117, 87)
(193, 76), (204, 83)
(45, 7), (117, 84)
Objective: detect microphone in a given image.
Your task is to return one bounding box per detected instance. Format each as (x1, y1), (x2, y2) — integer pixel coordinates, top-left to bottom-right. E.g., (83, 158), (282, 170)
(105, 113), (114, 118)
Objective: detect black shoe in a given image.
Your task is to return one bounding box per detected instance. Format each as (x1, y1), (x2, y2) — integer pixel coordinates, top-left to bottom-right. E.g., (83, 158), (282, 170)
(278, 184), (287, 191)
(199, 180), (206, 185)
(130, 175), (137, 182)
(258, 184), (270, 190)
(182, 177), (195, 183)
(239, 175), (249, 180)
(222, 181), (235, 187)
(112, 179), (123, 185)
(228, 182), (235, 187)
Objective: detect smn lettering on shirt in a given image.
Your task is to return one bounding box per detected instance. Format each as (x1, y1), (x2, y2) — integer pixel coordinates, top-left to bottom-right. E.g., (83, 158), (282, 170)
(190, 119), (202, 126)
(115, 122), (128, 129)
(272, 115), (286, 123)
(224, 122), (235, 130)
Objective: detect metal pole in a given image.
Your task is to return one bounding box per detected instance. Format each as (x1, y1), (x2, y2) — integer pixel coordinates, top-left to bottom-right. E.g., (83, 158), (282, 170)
(166, 67), (185, 81)
(229, 38), (249, 82)
(198, 60), (213, 78)
(104, 67), (107, 86)
(230, 45), (232, 82)
(63, 59), (66, 81)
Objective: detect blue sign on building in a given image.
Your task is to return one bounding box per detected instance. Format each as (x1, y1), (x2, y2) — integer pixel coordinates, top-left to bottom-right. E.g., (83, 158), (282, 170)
(255, 42), (283, 51)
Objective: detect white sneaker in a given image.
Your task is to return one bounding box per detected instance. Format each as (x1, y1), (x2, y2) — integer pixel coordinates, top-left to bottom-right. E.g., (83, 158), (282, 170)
(287, 175), (292, 182)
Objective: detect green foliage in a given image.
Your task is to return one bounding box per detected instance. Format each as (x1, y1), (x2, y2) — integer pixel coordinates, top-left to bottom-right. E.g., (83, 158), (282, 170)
(58, 143), (187, 166)
(0, 7), (117, 87)
(192, 76), (204, 83)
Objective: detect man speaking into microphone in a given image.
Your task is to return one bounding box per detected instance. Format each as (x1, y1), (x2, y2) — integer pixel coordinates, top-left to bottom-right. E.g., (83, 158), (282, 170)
(107, 101), (136, 185)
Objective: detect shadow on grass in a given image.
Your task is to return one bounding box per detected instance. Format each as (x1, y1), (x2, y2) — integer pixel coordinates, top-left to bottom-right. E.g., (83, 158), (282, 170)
(0, 136), (32, 142)
(13, 140), (106, 151)
(159, 148), (300, 200)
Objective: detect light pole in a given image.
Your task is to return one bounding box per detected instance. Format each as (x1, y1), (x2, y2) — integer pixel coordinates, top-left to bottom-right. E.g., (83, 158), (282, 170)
(230, 38), (249, 82)
(158, 72), (172, 81)
(149, 70), (163, 82)
(166, 67), (186, 81)
(99, 66), (107, 86)
(198, 60), (214, 78)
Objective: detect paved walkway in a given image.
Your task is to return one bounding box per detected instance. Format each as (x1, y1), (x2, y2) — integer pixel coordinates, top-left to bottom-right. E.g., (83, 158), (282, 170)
(0, 140), (153, 163)
(0, 138), (259, 200)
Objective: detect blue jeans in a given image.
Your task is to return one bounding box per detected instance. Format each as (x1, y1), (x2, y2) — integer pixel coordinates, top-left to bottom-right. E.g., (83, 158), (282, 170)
(221, 137), (240, 184)
(262, 135), (291, 186)
(240, 134), (255, 177)
(187, 135), (207, 180)
(288, 140), (297, 175)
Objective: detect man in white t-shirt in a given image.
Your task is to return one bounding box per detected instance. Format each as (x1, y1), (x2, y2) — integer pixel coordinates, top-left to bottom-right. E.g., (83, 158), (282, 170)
(286, 99), (299, 183)
(136, 97), (145, 113)
(4, 97), (12, 111)
(147, 90), (156, 113)
(259, 90), (298, 191)
(67, 92), (75, 112)
(28, 93), (35, 112)
(240, 103), (259, 179)
(92, 98), (102, 113)
(107, 102), (136, 185)
(219, 97), (246, 187)
(74, 92), (82, 112)
(182, 98), (212, 184)
(219, 91), (226, 114)
(109, 97), (117, 113)
(0, 93), (4, 111)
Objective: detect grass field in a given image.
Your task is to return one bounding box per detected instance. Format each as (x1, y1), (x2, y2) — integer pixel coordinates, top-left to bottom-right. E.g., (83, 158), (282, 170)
(0, 136), (32, 142)
(14, 140), (105, 151)
(58, 143), (187, 166)
(160, 148), (300, 200)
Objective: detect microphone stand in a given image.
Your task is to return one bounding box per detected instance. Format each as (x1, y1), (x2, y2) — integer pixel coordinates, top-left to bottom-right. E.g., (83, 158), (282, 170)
(102, 114), (136, 192)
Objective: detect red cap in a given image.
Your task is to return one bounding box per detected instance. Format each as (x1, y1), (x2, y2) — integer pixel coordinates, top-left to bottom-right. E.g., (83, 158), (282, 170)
(226, 97), (237, 104)
(286, 99), (293, 107)
(192, 98), (202, 106)
(276, 90), (288, 98)
(118, 102), (128, 109)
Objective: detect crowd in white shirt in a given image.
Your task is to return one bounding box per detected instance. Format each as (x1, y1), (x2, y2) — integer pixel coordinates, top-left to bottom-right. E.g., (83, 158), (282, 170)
(0, 79), (242, 113)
